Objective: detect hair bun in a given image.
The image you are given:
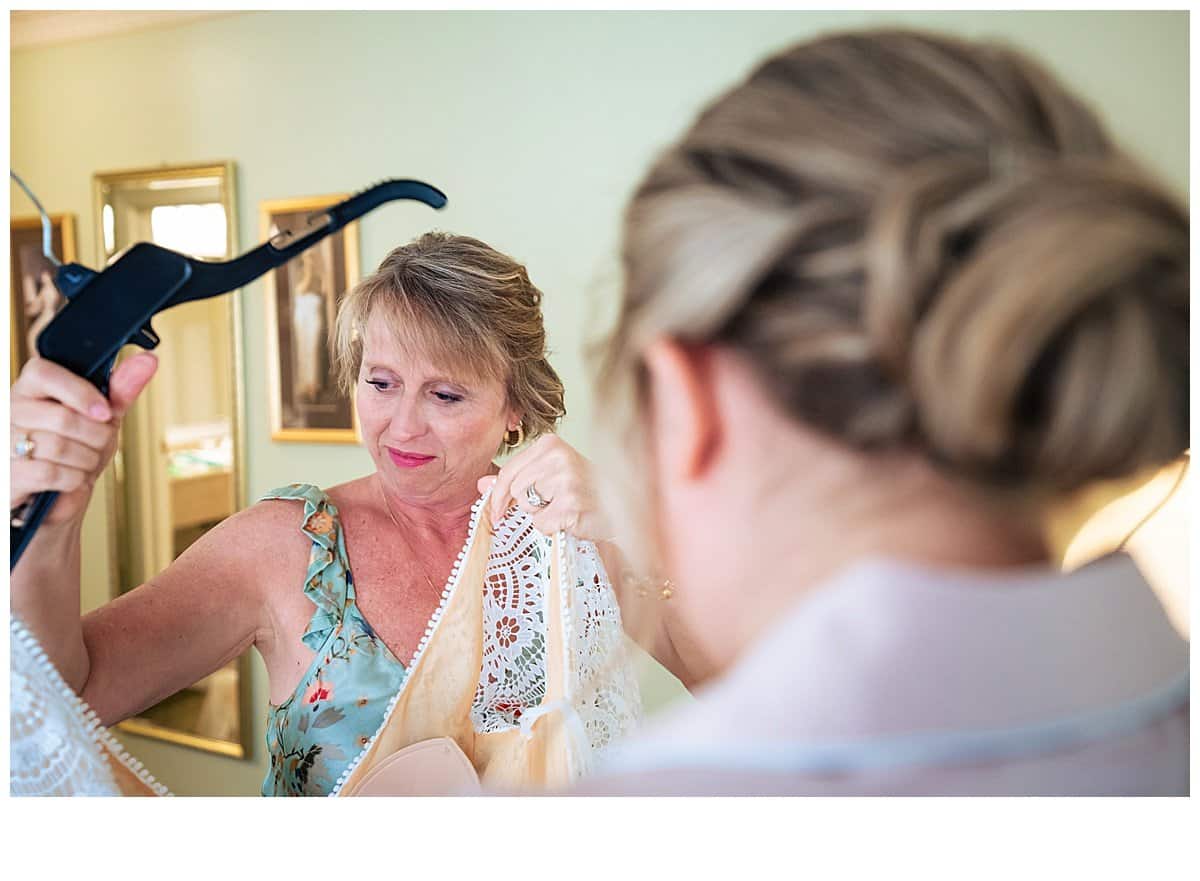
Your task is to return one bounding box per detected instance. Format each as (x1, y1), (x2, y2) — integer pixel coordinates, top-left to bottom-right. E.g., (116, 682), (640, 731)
(896, 158), (1189, 491)
(608, 29), (1189, 517)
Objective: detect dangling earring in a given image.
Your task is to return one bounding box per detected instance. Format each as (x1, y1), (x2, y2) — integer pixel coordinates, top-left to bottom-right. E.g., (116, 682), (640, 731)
(505, 422), (525, 449)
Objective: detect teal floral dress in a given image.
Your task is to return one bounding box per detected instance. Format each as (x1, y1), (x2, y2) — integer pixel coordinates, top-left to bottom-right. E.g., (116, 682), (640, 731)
(261, 484), (408, 797)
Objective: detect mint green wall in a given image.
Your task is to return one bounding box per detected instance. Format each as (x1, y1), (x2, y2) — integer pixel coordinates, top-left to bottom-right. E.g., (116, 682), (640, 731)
(10, 11), (1187, 795)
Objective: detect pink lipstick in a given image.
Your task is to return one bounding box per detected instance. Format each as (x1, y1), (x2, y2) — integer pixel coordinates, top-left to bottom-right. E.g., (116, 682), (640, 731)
(387, 448), (435, 468)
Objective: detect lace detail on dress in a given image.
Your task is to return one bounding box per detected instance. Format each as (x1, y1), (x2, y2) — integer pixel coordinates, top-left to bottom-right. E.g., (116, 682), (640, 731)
(565, 538), (642, 755)
(469, 507), (641, 758)
(471, 512), (551, 731)
(10, 617), (170, 797)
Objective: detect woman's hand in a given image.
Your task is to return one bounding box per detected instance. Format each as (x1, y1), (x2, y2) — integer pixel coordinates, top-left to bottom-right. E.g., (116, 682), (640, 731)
(478, 434), (612, 541)
(10, 353), (158, 524)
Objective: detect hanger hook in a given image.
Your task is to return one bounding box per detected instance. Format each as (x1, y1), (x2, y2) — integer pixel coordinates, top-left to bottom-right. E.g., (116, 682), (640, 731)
(10, 170), (62, 268)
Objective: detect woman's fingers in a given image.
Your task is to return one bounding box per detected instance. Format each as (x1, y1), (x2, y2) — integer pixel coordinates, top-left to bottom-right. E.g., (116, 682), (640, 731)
(12, 357), (112, 421)
(9, 429), (103, 473)
(497, 468), (585, 533)
(490, 443), (540, 522)
(493, 462), (568, 524)
(9, 352), (158, 521)
(496, 463), (547, 523)
(526, 495), (581, 537)
(485, 434), (607, 540)
(11, 458), (91, 499)
(10, 398), (113, 450)
(107, 352), (159, 418)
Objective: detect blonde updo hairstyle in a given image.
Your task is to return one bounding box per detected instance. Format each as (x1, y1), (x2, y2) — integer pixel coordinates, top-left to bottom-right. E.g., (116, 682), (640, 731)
(335, 232), (565, 450)
(595, 29), (1189, 572)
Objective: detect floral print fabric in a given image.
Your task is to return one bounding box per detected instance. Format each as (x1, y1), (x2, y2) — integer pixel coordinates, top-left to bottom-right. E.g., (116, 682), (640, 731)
(260, 484), (408, 796)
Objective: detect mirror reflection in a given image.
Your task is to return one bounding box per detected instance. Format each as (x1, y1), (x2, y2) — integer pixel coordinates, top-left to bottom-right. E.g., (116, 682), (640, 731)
(95, 163), (251, 757)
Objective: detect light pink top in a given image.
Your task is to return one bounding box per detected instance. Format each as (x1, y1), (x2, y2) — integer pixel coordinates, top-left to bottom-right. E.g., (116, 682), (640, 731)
(576, 554), (1189, 795)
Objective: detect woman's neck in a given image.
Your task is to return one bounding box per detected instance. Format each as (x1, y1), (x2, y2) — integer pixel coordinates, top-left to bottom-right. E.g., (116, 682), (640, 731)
(649, 347), (1054, 687)
(757, 461), (1045, 659)
(671, 433), (1050, 686)
(370, 475), (479, 545)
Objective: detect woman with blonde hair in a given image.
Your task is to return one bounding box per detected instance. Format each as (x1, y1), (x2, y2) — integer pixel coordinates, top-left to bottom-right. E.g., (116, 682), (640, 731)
(11, 231), (641, 796)
(579, 29), (1188, 795)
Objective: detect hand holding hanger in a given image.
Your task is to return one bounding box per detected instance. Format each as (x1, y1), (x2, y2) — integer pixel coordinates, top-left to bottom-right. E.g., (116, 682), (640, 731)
(10, 353), (158, 525)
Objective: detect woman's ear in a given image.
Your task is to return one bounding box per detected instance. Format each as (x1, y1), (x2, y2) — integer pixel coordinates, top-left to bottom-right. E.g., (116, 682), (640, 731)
(642, 338), (720, 481)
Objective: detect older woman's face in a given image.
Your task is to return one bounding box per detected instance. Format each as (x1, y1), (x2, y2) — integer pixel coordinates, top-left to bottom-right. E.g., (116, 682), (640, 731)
(357, 311), (517, 502)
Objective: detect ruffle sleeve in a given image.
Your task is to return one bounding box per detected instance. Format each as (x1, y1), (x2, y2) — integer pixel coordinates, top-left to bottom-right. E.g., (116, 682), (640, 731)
(260, 484), (349, 651)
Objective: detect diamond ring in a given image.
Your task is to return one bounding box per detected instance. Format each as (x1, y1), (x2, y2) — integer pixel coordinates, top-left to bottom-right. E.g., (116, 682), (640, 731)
(525, 484), (551, 509)
(13, 434), (36, 460)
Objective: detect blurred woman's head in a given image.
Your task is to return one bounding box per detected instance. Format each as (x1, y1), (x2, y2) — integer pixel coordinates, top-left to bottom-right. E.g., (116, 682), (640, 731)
(594, 30), (1188, 678)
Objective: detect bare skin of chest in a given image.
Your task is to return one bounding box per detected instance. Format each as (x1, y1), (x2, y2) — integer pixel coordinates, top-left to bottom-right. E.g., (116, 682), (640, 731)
(263, 499), (466, 705)
(347, 530), (461, 661)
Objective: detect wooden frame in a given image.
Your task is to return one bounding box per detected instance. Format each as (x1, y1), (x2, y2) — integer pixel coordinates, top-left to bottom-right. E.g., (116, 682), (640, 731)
(10, 213), (76, 382)
(261, 194), (361, 443)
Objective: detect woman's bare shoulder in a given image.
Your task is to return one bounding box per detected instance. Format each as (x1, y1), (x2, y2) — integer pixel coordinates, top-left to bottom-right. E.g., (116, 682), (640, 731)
(174, 478), (375, 589)
(218, 479), (370, 536)
(172, 495), (313, 582)
(323, 475), (377, 512)
(220, 495), (306, 537)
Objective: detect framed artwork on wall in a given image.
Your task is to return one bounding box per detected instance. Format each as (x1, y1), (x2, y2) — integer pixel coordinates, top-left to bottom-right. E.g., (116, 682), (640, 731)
(261, 194), (361, 443)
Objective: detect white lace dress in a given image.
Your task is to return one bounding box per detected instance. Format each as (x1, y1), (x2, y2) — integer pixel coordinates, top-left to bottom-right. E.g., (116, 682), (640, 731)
(10, 616), (169, 797)
(470, 508), (642, 763)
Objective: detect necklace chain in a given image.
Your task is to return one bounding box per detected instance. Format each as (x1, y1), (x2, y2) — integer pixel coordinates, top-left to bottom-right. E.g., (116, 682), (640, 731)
(377, 481), (441, 595)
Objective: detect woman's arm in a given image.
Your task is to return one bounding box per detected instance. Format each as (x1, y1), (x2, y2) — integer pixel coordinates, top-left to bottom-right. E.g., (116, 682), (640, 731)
(10, 354), (159, 691)
(10, 353), (287, 725)
(594, 540), (696, 690)
(76, 506), (287, 725)
(11, 519), (91, 688)
(13, 479), (287, 728)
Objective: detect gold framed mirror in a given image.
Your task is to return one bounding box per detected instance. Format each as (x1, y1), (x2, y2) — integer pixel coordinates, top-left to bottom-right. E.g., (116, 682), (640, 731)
(94, 162), (252, 758)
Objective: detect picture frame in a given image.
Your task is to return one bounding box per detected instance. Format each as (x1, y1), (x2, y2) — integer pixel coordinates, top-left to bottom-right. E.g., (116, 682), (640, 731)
(10, 213), (76, 383)
(261, 194), (361, 443)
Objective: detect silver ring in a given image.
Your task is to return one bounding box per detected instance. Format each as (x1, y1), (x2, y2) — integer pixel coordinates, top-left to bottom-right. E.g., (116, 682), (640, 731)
(525, 484), (551, 509)
(13, 434), (36, 460)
